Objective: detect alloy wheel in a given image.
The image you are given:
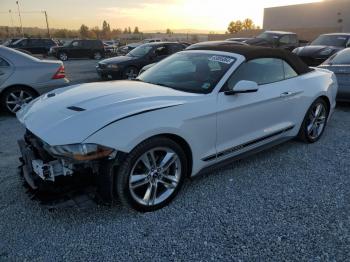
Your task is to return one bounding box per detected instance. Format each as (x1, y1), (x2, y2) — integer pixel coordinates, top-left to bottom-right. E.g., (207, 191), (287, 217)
(59, 53), (68, 61)
(6, 90), (33, 113)
(129, 147), (182, 206)
(307, 102), (327, 140)
(94, 52), (102, 60)
(125, 68), (138, 79)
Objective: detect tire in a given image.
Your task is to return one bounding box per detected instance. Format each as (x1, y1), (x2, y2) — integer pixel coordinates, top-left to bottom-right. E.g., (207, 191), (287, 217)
(0, 86), (38, 114)
(58, 52), (68, 61)
(297, 98), (329, 143)
(122, 66), (139, 79)
(115, 137), (188, 212)
(93, 52), (102, 60)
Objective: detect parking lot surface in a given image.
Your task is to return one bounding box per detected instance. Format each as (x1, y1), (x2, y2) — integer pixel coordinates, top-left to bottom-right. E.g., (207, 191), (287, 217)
(0, 105), (349, 261)
(63, 59), (100, 84)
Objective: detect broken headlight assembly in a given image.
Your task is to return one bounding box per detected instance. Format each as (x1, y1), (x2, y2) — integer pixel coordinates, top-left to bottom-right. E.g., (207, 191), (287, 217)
(47, 143), (116, 161)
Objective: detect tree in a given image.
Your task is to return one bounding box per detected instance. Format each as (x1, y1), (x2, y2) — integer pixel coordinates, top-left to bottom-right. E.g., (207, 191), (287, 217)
(102, 20), (111, 39)
(128, 27), (132, 34)
(166, 28), (173, 35)
(242, 18), (254, 30)
(123, 28), (128, 34)
(79, 24), (90, 38)
(133, 26), (140, 34)
(227, 21), (242, 34)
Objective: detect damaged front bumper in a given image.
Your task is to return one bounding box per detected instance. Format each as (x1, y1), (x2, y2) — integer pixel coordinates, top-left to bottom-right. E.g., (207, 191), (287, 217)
(17, 130), (123, 208)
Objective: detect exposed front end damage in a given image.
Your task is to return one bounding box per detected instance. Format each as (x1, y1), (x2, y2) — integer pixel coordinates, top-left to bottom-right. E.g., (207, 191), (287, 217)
(18, 129), (124, 208)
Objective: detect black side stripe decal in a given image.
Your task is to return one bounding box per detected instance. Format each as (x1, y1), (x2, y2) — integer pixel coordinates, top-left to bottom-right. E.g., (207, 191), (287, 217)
(202, 125), (295, 162)
(87, 104), (180, 139)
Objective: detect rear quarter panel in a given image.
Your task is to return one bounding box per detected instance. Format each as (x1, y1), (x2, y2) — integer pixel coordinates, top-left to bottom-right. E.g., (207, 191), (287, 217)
(289, 68), (337, 136)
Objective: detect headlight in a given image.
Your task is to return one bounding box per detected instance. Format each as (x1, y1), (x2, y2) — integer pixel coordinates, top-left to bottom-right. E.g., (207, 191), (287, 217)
(107, 64), (119, 69)
(47, 143), (115, 161)
(319, 48), (333, 56)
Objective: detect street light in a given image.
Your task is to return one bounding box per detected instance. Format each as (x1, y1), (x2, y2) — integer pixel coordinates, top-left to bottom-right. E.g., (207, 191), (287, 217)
(15, 1), (24, 37)
(8, 9), (14, 37)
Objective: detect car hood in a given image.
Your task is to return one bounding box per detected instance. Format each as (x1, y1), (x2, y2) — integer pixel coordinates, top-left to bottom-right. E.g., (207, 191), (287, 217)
(17, 81), (194, 146)
(100, 55), (136, 64)
(294, 45), (342, 56)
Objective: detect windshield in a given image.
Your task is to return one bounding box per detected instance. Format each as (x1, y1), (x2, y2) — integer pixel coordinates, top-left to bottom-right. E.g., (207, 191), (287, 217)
(257, 32), (280, 41)
(311, 35), (349, 47)
(324, 48), (350, 65)
(127, 45), (153, 57)
(137, 52), (236, 94)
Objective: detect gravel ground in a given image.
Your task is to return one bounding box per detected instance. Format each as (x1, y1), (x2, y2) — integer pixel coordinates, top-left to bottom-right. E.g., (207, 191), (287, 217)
(0, 105), (350, 261)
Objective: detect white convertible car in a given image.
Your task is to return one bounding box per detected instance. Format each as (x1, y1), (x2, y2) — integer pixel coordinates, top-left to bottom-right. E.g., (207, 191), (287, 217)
(17, 44), (337, 212)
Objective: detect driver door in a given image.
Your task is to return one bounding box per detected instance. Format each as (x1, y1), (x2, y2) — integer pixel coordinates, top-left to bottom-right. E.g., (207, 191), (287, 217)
(216, 58), (301, 159)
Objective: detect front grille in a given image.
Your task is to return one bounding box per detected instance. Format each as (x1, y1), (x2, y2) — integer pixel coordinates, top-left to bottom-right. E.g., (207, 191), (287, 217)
(98, 63), (107, 69)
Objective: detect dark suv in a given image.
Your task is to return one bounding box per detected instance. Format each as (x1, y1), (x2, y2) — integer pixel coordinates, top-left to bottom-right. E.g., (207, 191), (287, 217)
(8, 38), (58, 55)
(49, 39), (105, 61)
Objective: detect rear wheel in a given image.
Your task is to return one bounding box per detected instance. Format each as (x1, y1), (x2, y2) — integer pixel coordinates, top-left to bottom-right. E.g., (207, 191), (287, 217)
(93, 52), (102, 60)
(0, 86), (37, 114)
(297, 98), (329, 143)
(58, 52), (68, 61)
(123, 66), (139, 79)
(115, 137), (187, 212)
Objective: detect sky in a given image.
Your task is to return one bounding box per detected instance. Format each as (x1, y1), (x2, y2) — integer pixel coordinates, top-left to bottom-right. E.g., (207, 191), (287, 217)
(0, 0), (323, 32)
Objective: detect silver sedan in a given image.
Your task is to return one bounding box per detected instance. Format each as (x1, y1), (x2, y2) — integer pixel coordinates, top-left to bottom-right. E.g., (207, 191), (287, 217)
(0, 46), (69, 114)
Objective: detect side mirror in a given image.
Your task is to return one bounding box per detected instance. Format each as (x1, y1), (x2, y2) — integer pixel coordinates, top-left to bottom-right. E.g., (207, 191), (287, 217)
(225, 80), (258, 96)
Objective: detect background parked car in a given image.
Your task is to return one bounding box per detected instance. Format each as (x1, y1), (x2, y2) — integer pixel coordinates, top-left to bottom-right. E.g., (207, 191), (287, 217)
(7, 38), (58, 55)
(245, 31), (300, 51)
(3, 38), (20, 47)
(97, 42), (185, 80)
(49, 39), (105, 61)
(319, 48), (350, 101)
(293, 33), (350, 66)
(117, 42), (142, 56)
(0, 46), (69, 114)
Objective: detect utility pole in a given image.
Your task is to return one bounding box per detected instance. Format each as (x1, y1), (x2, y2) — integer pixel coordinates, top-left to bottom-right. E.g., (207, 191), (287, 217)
(43, 11), (50, 37)
(9, 9), (14, 37)
(15, 1), (24, 37)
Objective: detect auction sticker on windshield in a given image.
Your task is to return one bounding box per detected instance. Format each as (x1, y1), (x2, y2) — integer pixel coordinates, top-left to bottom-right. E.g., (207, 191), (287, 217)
(209, 56), (235, 64)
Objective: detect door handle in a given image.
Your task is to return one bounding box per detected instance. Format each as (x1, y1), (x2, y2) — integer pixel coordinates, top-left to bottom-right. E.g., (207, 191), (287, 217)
(280, 91), (294, 97)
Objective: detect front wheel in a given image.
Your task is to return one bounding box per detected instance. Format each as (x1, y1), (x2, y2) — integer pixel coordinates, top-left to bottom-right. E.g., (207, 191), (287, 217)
(297, 98), (329, 143)
(122, 66), (139, 79)
(115, 137), (188, 212)
(93, 52), (102, 60)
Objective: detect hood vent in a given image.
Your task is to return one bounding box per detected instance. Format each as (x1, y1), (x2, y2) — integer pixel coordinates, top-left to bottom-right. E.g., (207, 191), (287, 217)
(67, 106), (86, 112)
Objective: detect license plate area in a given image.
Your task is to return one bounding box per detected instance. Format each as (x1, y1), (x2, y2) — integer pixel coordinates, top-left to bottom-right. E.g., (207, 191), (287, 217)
(32, 159), (74, 182)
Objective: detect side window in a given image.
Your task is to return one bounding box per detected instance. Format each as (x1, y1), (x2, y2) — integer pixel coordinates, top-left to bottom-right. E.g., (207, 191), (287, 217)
(283, 61), (298, 79)
(155, 45), (169, 56)
(16, 39), (28, 47)
(227, 58), (285, 87)
(71, 41), (80, 47)
(279, 35), (290, 45)
(289, 35), (298, 44)
(29, 39), (40, 46)
(169, 44), (184, 54)
(0, 57), (10, 67)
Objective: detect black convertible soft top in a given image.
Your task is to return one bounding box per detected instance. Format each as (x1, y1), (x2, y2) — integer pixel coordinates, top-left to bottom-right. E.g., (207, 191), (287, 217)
(186, 43), (312, 75)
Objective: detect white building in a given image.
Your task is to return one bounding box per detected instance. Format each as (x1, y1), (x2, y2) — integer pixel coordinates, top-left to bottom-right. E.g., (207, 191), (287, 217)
(263, 0), (350, 32)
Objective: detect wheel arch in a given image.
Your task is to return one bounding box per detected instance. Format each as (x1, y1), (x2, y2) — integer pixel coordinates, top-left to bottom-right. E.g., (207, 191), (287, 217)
(142, 133), (193, 177)
(0, 84), (39, 99)
(319, 95), (331, 112)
